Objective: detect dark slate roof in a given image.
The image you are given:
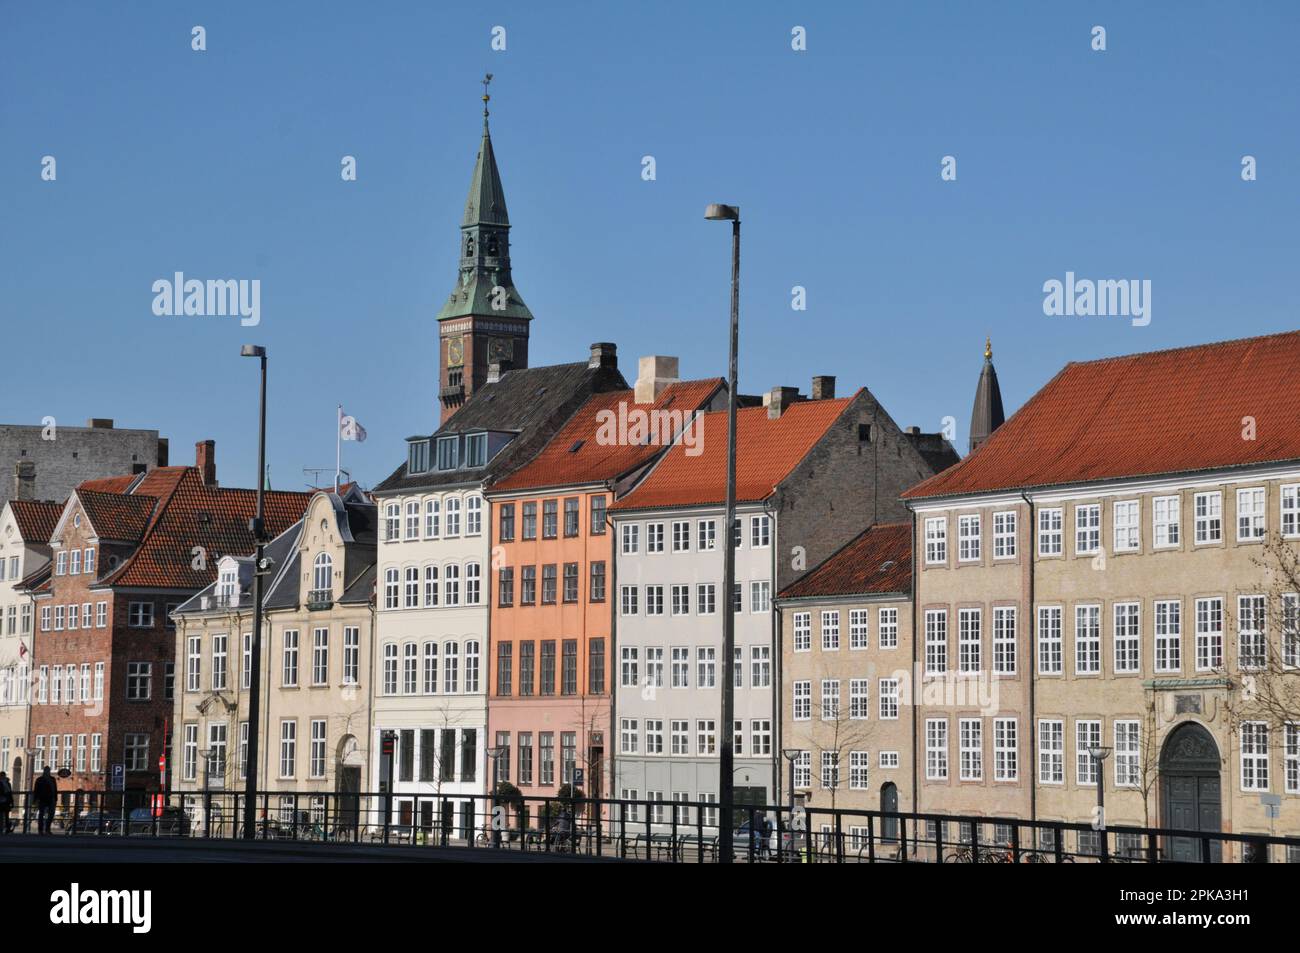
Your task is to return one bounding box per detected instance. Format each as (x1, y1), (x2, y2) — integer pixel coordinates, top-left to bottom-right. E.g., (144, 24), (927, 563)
(264, 491), (377, 610)
(173, 520), (303, 615)
(778, 522), (911, 600)
(374, 360), (628, 494)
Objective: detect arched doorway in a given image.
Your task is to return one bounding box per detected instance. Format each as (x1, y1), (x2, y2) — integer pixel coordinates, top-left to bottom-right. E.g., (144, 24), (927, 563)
(1160, 722), (1221, 862)
(11, 756), (22, 795)
(880, 782), (899, 842)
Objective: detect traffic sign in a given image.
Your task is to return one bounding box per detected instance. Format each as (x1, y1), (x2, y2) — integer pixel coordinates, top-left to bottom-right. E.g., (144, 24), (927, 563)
(110, 763), (125, 791)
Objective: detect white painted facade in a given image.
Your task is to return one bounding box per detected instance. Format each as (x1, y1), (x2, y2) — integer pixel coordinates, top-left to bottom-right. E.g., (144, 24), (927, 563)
(0, 503), (45, 789)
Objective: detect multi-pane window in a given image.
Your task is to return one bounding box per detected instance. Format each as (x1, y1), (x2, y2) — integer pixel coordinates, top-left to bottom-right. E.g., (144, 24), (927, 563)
(443, 642), (459, 693)
(282, 630), (299, 686)
(645, 522), (664, 553)
(868, 608), (897, 653)
(750, 581), (771, 613)
(212, 633), (228, 691)
(1195, 597), (1224, 670)
(620, 647), (639, 687)
(993, 511), (1017, 558)
(279, 720), (296, 778)
(1113, 500), (1140, 551)
(620, 718), (639, 755)
(958, 515), (981, 561)
(751, 720), (772, 756)
(1154, 601), (1181, 673)
(925, 719), (948, 780)
(848, 609), (869, 649)
(644, 720), (664, 755)
(697, 721), (717, 756)
(589, 561), (606, 602)
(310, 720), (327, 778)
(993, 606), (1016, 674)
(958, 608), (981, 672)
(994, 718), (1018, 781)
(522, 502), (537, 540)
(403, 642), (418, 694)
(186, 636), (201, 692)
(590, 495), (607, 535)
(750, 646), (770, 688)
(750, 515), (771, 548)
(1038, 720), (1064, 784)
(697, 647), (716, 688)
(404, 567), (419, 608)
(620, 585), (638, 616)
(1114, 602), (1140, 673)
(1153, 496), (1180, 547)
(1285, 594), (1300, 669)
(879, 679), (899, 719)
(563, 497), (579, 537)
(793, 681), (811, 720)
(672, 520), (690, 552)
(793, 751), (811, 790)
(793, 612), (811, 651)
(1075, 605), (1102, 675)
(382, 644), (397, 695)
(183, 724), (199, 781)
(498, 567), (513, 607)
(125, 734), (149, 772)
(925, 609), (947, 675)
(1115, 721), (1140, 787)
(126, 662), (152, 700)
(466, 641), (480, 693)
(1038, 606), (1063, 674)
(959, 719), (983, 781)
(444, 564), (461, 606)
(821, 610), (840, 650)
(128, 602), (154, 627)
(1038, 508), (1063, 555)
(924, 518), (947, 564)
(405, 500), (421, 540)
(820, 751), (840, 790)
(1076, 720), (1102, 785)
(671, 647), (690, 688)
(1194, 491), (1222, 544)
(1238, 595), (1267, 669)
(444, 497), (461, 536)
(697, 519), (716, 551)
(1283, 485), (1300, 538)
(521, 566), (536, 604)
(1237, 487), (1267, 541)
(696, 583), (716, 615)
(312, 628), (329, 685)
(496, 643), (513, 696)
(620, 523), (639, 554)
(670, 584), (690, 615)
(644, 646), (664, 689)
(383, 568), (399, 609)
(423, 641), (439, 694)
(1075, 504), (1101, 554)
(849, 679), (870, 719)
(1285, 723), (1300, 794)
(645, 585), (664, 615)
(497, 502), (513, 542)
(1241, 722), (1269, 791)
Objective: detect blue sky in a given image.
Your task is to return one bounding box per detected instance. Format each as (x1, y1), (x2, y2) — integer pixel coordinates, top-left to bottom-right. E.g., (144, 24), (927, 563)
(3, 1), (1298, 490)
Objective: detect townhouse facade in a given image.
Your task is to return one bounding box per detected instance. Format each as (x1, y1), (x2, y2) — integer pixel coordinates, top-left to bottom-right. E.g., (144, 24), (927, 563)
(487, 360), (725, 824)
(776, 522), (914, 848)
(371, 352), (629, 837)
(609, 380), (957, 828)
(902, 331), (1300, 859)
(24, 442), (309, 806)
(0, 499), (61, 790)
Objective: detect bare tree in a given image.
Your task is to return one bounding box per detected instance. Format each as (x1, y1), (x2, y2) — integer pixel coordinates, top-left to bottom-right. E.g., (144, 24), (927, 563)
(1221, 534), (1300, 731)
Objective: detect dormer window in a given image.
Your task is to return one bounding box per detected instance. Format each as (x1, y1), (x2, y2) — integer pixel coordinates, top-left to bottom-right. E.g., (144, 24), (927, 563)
(465, 433), (487, 468)
(409, 439), (431, 475)
(313, 553), (333, 593)
(436, 436), (459, 471)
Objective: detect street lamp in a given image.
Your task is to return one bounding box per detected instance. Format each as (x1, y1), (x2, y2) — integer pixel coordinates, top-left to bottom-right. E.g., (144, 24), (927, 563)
(486, 745), (505, 847)
(1088, 744), (1112, 862)
(705, 202), (740, 863)
(780, 748), (800, 813)
(240, 344), (268, 840)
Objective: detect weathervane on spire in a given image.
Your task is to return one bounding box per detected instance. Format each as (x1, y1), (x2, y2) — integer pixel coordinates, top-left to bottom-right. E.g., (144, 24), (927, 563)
(482, 72), (493, 127)
(985, 335), (992, 360)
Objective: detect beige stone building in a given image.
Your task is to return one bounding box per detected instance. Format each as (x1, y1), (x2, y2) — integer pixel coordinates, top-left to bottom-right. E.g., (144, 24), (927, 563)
(902, 332), (1300, 860)
(172, 487), (376, 833)
(776, 522), (914, 853)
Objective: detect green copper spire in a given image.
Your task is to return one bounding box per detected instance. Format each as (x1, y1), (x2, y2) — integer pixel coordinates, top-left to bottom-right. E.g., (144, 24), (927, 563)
(436, 75), (533, 323)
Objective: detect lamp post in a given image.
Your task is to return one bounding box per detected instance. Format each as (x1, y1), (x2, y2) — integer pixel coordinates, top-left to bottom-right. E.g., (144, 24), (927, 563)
(240, 344), (268, 840)
(486, 745), (504, 847)
(781, 748), (801, 862)
(1088, 744), (1112, 863)
(705, 202), (740, 863)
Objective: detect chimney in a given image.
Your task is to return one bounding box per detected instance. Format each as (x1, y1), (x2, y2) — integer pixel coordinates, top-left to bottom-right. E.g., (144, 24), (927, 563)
(811, 376), (836, 400)
(157, 438), (169, 467)
(905, 426), (920, 436)
(195, 440), (217, 486)
(85, 418), (114, 429)
(635, 355), (680, 404)
(588, 342), (618, 370)
(13, 461), (36, 501)
(487, 360), (513, 384)
(766, 386), (804, 419)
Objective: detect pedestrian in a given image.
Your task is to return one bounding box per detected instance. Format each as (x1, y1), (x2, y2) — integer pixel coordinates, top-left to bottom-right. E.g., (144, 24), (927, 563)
(0, 771), (13, 834)
(33, 766), (57, 835)
(760, 813), (773, 860)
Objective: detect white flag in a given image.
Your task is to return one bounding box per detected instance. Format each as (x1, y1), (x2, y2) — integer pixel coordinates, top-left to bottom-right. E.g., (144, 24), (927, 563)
(340, 412), (367, 442)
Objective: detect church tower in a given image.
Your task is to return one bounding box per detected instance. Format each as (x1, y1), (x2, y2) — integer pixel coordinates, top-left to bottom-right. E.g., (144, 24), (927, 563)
(436, 76), (534, 421)
(968, 336), (1005, 453)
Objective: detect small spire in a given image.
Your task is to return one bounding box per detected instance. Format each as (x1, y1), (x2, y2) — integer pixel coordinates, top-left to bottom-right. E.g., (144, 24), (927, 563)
(984, 335), (992, 360)
(481, 72), (493, 132)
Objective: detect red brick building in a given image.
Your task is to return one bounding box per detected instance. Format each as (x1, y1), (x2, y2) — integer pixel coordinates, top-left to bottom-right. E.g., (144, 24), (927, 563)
(24, 442), (309, 805)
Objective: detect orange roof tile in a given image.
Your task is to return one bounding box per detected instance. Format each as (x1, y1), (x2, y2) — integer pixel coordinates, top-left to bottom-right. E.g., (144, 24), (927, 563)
(8, 499), (63, 544)
(778, 522), (911, 599)
(490, 379), (724, 493)
(903, 331), (1300, 500)
(610, 395), (854, 511)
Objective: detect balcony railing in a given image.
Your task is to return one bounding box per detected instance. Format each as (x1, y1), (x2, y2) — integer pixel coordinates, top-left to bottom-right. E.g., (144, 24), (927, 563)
(306, 589), (333, 610)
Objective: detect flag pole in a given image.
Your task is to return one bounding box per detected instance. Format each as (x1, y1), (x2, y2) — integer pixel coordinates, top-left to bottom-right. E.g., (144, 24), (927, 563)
(335, 404), (342, 493)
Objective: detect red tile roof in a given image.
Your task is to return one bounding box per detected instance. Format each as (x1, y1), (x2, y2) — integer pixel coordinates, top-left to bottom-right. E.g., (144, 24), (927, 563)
(61, 467), (312, 590)
(490, 379), (724, 492)
(778, 522), (911, 599)
(8, 499), (64, 544)
(610, 396), (854, 511)
(903, 331), (1300, 500)
(77, 490), (158, 542)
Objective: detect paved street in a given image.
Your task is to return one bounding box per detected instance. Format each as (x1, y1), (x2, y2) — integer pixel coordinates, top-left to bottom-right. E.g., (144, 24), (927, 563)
(0, 834), (624, 863)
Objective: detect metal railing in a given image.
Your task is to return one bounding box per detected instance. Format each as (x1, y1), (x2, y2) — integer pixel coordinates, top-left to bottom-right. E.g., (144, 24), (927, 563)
(6, 789), (1299, 863)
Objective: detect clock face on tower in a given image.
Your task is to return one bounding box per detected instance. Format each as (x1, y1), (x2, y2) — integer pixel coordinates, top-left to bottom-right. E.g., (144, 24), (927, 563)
(487, 337), (513, 364)
(446, 336), (464, 368)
